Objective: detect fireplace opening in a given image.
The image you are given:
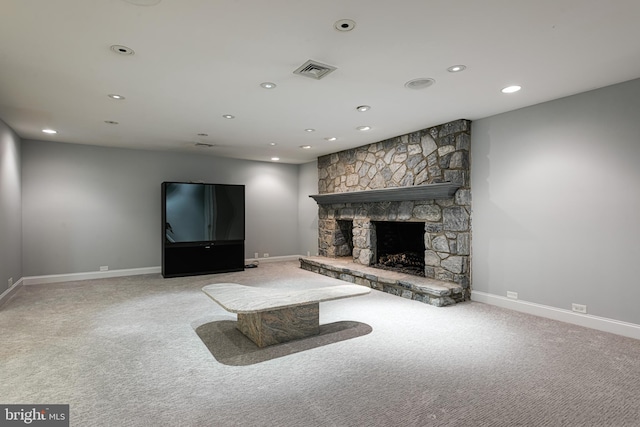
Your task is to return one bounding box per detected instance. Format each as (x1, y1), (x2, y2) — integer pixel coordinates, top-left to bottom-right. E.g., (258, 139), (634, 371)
(334, 220), (353, 257)
(373, 221), (425, 277)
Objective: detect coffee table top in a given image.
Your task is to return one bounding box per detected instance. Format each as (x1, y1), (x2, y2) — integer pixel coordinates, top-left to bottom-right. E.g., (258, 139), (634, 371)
(202, 283), (370, 314)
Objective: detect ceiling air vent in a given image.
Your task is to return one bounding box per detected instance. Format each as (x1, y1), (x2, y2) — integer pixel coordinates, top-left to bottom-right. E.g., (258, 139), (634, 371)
(293, 60), (337, 80)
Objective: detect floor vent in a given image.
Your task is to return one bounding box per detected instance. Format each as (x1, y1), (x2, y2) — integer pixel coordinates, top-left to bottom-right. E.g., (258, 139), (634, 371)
(293, 60), (337, 80)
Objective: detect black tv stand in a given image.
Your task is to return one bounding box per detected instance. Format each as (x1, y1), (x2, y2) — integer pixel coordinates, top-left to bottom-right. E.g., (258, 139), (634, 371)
(162, 241), (245, 278)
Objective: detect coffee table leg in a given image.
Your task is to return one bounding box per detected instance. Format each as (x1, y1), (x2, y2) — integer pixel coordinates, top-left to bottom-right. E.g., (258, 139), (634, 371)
(236, 303), (320, 347)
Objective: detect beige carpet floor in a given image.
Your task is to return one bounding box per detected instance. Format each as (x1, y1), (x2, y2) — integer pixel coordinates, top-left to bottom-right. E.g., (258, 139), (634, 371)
(1, 260), (639, 426)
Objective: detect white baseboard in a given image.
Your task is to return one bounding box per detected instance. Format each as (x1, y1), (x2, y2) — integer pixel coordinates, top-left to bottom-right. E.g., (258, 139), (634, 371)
(471, 290), (640, 341)
(23, 266), (162, 286)
(0, 277), (24, 308)
(21, 256), (303, 286)
(5, 256), (302, 300)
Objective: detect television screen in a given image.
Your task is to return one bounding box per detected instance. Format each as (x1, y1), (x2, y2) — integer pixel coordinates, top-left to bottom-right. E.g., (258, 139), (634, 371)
(163, 182), (245, 243)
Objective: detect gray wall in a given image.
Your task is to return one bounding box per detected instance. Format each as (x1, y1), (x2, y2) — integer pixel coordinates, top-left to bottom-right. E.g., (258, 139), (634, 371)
(21, 140), (300, 276)
(297, 160), (319, 256)
(471, 78), (640, 325)
(0, 118), (22, 293)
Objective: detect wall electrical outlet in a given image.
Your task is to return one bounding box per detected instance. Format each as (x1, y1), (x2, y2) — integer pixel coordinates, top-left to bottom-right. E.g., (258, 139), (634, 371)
(263, 253), (269, 258)
(307, 251), (311, 257)
(506, 291), (518, 299)
(99, 266), (109, 271)
(8, 277), (13, 287)
(572, 303), (587, 314)
(254, 252), (259, 259)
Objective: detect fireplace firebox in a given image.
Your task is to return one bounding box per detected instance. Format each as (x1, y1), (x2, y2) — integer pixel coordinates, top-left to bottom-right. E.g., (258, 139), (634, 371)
(372, 221), (426, 276)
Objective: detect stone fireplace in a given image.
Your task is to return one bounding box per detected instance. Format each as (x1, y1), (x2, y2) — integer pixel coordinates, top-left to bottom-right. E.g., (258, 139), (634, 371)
(307, 119), (472, 303)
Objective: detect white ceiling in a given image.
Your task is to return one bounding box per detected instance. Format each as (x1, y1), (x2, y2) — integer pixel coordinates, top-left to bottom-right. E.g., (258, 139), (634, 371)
(1, 0), (639, 164)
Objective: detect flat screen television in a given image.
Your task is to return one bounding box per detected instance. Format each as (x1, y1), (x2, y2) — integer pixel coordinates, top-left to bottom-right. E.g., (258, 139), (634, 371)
(162, 182), (245, 244)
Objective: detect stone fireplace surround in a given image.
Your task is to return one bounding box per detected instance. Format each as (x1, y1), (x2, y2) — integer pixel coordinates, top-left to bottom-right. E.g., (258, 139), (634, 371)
(302, 119), (471, 307)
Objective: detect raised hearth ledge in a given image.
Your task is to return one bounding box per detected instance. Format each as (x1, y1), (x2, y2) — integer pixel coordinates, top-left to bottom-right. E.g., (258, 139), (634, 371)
(300, 256), (466, 307)
(309, 182), (460, 205)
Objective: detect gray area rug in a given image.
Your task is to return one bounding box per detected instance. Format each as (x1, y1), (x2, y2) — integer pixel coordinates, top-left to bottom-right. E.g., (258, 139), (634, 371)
(1, 260), (639, 426)
(194, 319), (372, 366)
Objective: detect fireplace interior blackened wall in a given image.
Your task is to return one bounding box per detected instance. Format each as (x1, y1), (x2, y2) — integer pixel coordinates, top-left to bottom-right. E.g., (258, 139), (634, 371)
(373, 221), (426, 276)
(335, 220), (353, 257)
(374, 221), (425, 259)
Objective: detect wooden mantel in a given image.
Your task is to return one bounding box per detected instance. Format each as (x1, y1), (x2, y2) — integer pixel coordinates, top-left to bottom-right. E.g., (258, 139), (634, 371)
(309, 182), (460, 205)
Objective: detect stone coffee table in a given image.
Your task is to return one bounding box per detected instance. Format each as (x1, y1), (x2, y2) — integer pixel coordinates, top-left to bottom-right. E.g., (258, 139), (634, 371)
(202, 283), (370, 347)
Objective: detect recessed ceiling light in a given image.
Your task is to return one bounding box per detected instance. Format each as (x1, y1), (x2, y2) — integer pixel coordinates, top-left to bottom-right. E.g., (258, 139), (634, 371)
(271, 157), (280, 161)
(356, 126), (371, 131)
(405, 78), (435, 90)
(260, 82), (276, 89)
(108, 94), (125, 100)
(269, 142), (277, 146)
(356, 105), (371, 112)
(104, 120), (119, 125)
(305, 128), (315, 132)
(501, 85), (522, 94)
(334, 19), (356, 32)
(300, 145), (312, 149)
(222, 114), (235, 119)
(447, 65), (466, 73)
(42, 129), (57, 134)
(325, 137), (337, 141)
(110, 45), (135, 55)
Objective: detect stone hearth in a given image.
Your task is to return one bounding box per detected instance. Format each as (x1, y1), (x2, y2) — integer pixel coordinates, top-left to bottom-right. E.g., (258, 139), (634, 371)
(300, 257), (465, 307)
(308, 119), (472, 306)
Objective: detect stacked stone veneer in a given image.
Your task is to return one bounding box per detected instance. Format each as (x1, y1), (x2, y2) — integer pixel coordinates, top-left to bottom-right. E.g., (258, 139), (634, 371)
(316, 119), (472, 299)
